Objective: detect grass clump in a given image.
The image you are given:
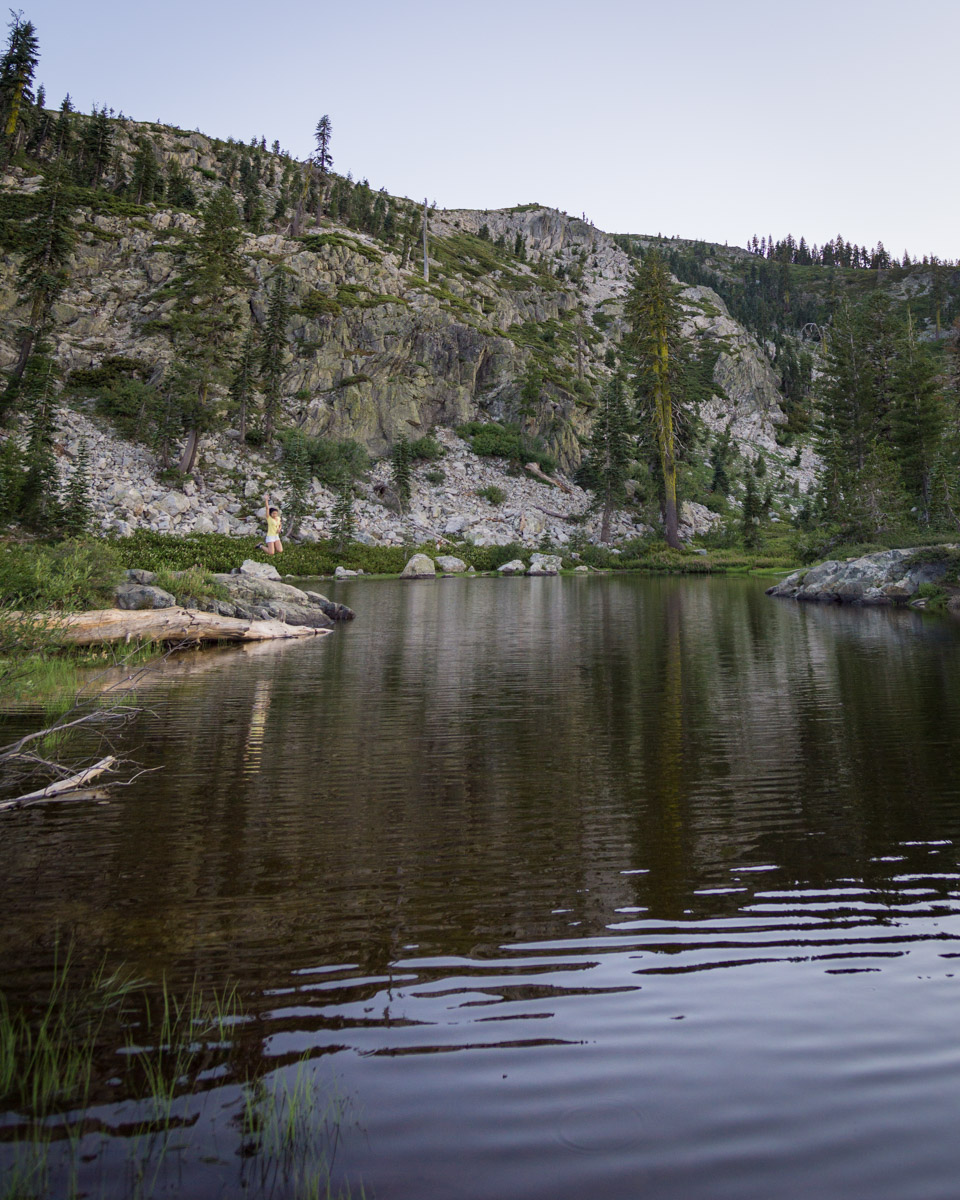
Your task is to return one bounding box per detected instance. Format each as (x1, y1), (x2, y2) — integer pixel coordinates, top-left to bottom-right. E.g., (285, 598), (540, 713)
(151, 565), (229, 606)
(0, 539), (123, 611)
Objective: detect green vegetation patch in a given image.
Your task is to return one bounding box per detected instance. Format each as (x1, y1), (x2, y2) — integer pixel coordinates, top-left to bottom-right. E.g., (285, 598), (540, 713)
(297, 231), (382, 263)
(456, 420), (557, 474)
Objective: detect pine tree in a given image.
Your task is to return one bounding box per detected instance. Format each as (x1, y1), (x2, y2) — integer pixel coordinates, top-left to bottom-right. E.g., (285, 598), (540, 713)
(890, 313), (944, 522)
(710, 427), (733, 495)
(391, 434), (412, 509)
(164, 187), (249, 472)
(79, 104), (113, 187)
(129, 136), (159, 204)
(586, 373), (633, 541)
(5, 157), (75, 394)
(741, 473), (761, 549)
(330, 469), (355, 550)
(61, 437), (91, 534)
(0, 11), (39, 164)
(813, 301), (870, 518)
(625, 249), (686, 548)
(18, 355), (60, 531)
(0, 432), (23, 519)
(313, 114), (332, 222)
(229, 329), (257, 443)
(259, 272), (290, 441)
(281, 430), (310, 539)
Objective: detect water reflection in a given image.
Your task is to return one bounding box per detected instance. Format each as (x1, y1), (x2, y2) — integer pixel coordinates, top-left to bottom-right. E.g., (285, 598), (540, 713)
(2, 576), (960, 1199)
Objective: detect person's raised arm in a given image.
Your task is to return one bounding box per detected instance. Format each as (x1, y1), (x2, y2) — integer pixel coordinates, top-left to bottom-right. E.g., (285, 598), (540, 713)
(264, 492), (270, 524)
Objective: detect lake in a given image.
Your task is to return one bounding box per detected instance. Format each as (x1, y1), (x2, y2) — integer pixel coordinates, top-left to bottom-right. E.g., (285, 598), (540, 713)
(3, 574), (960, 1200)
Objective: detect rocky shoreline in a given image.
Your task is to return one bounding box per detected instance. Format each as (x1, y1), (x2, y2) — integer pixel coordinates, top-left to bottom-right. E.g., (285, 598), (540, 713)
(766, 547), (959, 609)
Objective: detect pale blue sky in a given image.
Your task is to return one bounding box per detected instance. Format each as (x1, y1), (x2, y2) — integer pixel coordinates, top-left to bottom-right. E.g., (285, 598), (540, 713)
(24, 0), (960, 258)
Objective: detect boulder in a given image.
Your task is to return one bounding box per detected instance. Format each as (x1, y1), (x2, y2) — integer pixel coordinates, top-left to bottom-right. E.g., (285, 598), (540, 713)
(528, 553), (562, 576)
(498, 559), (526, 575)
(436, 555), (467, 573)
(304, 590), (356, 621)
(401, 553), (436, 579)
(239, 559), (282, 581)
(767, 547), (955, 607)
(211, 572), (334, 629)
(114, 582), (176, 610)
(335, 565), (358, 578)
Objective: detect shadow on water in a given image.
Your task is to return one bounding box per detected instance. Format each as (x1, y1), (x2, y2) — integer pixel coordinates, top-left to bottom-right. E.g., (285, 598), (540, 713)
(3, 575), (960, 1198)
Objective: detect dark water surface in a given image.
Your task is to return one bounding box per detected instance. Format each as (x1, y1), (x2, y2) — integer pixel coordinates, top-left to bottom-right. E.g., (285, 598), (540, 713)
(4, 575), (960, 1199)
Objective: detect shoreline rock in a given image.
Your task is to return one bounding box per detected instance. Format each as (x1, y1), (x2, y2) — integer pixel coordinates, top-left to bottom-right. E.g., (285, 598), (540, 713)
(766, 547), (957, 608)
(114, 562), (355, 628)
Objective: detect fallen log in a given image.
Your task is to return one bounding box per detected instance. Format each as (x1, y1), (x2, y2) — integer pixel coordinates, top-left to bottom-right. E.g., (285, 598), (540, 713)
(0, 755), (117, 811)
(525, 462), (575, 494)
(13, 606), (332, 647)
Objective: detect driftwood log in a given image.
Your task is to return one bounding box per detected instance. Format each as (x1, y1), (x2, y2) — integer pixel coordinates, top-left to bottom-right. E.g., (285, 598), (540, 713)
(0, 756), (117, 811)
(21, 606), (332, 647)
(525, 462), (574, 494)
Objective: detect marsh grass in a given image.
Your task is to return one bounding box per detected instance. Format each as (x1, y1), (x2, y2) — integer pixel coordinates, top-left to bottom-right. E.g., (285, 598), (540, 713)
(240, 1056), (359, 1200)
(1, 957), (360, 1199)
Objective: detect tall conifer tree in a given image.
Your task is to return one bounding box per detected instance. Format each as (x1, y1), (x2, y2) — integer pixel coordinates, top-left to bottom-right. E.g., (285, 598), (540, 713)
(259, 272), (290, 441)
(586, 373), (633, 542)
(625, 250), (686, 548)
(0, 11), (38, 163)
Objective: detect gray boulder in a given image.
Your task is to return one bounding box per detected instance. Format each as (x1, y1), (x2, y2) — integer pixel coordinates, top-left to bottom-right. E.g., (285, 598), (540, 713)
(528, 553), (562, 576)
(114, 582), (176, 610)
(211, 572), (334, 629)
(401, 553), (436, 579)
(304, 590), (356, 621)
(767, 547), (953, 606)
(239, 558), (282, 581)
(436, 555), (467, 573)
(498, 559), (526, 576)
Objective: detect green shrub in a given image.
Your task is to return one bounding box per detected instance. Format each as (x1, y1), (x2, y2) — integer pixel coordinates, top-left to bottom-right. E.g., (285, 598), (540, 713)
(409, 434), (445, 461)
(477, 484), (507, 505)
(455, 420), (556, 474)
(301, 437), (370, 488)
(298, 290), (342, 319)
(424, 467), (445, 486)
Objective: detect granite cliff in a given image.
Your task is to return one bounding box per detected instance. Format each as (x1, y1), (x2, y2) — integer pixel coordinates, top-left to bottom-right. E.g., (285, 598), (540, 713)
(0, 116), (813, 547)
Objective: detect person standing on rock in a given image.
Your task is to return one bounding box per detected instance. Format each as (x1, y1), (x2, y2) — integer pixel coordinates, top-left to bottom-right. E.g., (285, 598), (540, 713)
(258, 492), (283, 556)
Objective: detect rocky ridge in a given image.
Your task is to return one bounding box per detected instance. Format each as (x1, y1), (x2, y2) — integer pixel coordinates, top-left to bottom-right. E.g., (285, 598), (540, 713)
(2, 122), (818, 545)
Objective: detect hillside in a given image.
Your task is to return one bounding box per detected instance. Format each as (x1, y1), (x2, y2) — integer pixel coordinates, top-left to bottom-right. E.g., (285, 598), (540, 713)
(0, 111), (956, 549)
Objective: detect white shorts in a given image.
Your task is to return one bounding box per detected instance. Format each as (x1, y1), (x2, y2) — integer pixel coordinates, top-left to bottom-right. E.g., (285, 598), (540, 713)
(266, 535), (281, 544)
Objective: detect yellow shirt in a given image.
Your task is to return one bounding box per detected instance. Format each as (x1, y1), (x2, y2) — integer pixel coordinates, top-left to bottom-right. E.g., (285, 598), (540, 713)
(266, 514), (281, 537)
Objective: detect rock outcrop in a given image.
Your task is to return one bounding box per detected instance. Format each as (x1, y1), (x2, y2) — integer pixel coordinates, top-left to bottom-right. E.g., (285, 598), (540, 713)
(766, 548), (956, 606)
(114, 562), (355, 627)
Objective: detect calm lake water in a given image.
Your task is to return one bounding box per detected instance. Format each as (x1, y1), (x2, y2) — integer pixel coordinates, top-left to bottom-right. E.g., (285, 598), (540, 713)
(4, 574), (960, 1199)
